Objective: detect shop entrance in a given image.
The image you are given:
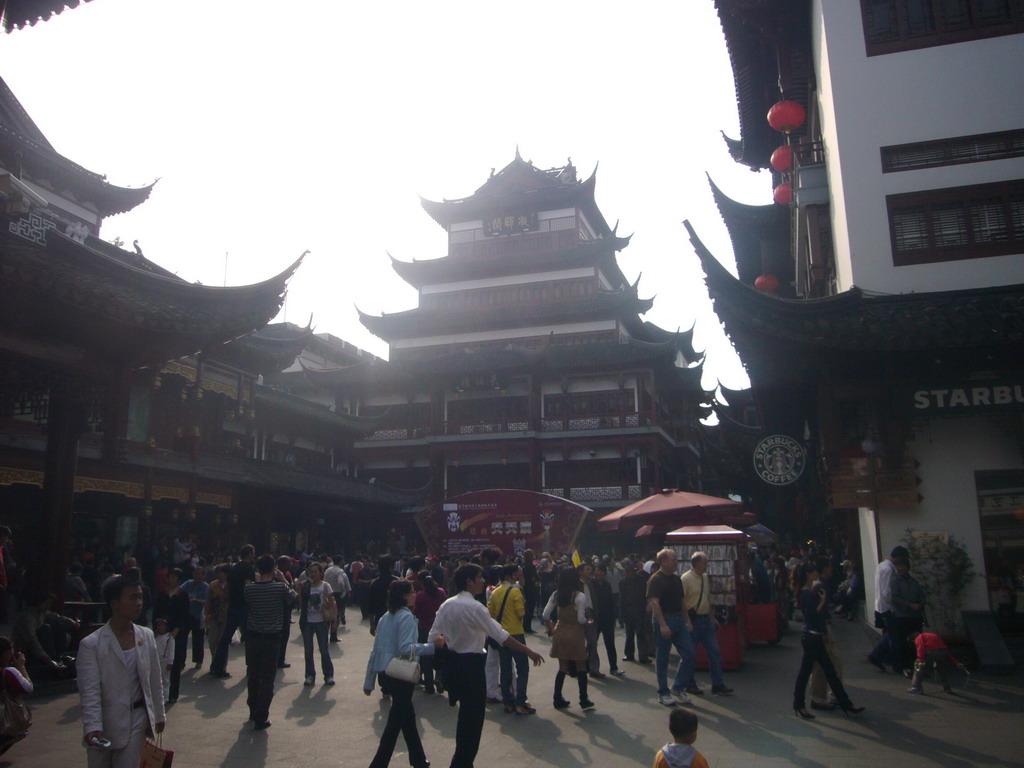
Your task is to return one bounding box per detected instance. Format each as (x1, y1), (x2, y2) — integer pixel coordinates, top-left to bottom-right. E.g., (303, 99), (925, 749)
(976, 469), (1024, 633)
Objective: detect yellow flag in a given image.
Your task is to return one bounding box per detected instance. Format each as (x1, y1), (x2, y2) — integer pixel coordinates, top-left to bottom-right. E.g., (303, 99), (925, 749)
(571, 550), (582, 567)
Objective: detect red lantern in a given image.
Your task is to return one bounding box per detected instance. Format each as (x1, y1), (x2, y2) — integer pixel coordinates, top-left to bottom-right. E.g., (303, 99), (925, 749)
(773, 181), (792, 205)
(770, 145), (793, 173)
(754, 274), (779, 294)
(767, 100), (806, 134)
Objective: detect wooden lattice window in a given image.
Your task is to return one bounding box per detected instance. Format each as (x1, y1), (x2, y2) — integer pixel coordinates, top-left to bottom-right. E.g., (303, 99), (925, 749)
(888, 180), (1024, 265)
(882, 129), (1024, 172)
(862, 0), (1024, 56)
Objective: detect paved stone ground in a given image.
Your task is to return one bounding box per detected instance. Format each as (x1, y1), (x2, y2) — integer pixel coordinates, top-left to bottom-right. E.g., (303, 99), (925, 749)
(4, 611), (1022, 768)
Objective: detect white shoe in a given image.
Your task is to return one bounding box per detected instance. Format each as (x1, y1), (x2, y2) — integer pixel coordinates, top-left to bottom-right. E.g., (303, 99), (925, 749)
(672, 689), (692, 705)
(659, 694), (676, 707)
(304, 676), (314, 686)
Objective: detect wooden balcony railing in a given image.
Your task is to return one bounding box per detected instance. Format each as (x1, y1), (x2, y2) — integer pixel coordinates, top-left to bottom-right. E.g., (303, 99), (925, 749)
(543, 484), (644, 503)
(362, 412), (658, 441)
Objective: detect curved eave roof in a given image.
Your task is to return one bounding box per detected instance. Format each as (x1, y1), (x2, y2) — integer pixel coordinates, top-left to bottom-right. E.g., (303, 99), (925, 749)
(357, 290), (653, 342)
(0, 124), (154, 217)
(389, 237), (632, 289)
(719, 383), (755, 410)
(217, 322), (314, 375)
(712, 399), (762, 434)
(255, 386), (386, 431)
(2, 0), (92, 32)
(707, 175), (790, 286)
(685, 219), (1024, 355)
(637, 321), (699, 362)
(0, 75), (153, 216)
(305, 336), (705, 392)
(713, 0), (810, 170)
(0, 220), (303, 371)
(239, 459), (430, 505)
(421, 166), (614, 237)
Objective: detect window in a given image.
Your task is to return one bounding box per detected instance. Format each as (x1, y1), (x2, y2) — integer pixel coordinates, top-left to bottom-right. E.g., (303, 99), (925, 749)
(882, 129), (1024, 172)
(862, 0), (1024, 55)
(888, 180), (1024, 265)
(544, 390), (635, 418)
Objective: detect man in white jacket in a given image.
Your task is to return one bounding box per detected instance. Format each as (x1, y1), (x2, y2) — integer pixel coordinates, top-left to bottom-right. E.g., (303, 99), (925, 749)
(78, 576), (166, 768)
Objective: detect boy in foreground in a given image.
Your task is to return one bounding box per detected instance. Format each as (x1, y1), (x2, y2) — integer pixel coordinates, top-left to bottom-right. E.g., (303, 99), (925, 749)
(653, 708), (709, 768)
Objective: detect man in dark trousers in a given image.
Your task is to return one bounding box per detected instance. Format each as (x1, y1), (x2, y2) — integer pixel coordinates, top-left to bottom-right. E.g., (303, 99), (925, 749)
(430, 564), (543, 768)
(592, 563), (623, 675)
(208, 545), (256, 679)
(244, 554), (294, 730)
(868, 545), (910, 673)
(620, 559), (650, 663)
(367, 557), (396, 636)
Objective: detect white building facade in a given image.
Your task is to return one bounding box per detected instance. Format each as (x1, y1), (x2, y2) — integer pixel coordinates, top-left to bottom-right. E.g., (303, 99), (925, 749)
(696, 1), (1024, 634)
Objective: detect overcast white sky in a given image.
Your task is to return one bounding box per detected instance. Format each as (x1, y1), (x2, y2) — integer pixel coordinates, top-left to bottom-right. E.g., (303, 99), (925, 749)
(0, 0), (773, 392)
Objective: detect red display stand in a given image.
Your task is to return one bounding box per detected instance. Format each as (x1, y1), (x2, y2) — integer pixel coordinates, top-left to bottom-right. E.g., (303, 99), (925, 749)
(694, 622), (742, 670)
(741, 602), (781, 644)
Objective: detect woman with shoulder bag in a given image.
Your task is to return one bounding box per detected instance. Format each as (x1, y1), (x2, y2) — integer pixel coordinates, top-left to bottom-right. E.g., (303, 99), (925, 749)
(364, 579), (438, 768)
(542, 567), (594, 710)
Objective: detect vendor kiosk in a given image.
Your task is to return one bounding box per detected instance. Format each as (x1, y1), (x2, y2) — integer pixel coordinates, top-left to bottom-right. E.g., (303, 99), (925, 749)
(666, 524), (781, 670)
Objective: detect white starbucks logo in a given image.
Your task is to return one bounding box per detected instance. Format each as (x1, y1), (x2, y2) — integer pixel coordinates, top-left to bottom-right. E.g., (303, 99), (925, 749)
(753, 434), (806, 486)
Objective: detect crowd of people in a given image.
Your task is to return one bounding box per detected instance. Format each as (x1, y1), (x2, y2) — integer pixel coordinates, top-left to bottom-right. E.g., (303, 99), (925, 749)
(0, 530), (975, 768)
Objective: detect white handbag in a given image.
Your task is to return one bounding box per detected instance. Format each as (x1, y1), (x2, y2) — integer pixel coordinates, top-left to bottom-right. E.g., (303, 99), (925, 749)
(384, 652), (420, 683)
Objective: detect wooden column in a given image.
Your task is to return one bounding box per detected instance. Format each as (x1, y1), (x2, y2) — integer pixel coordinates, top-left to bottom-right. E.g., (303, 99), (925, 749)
(39, 383), (86, 603)
(101, 367), (131, 462)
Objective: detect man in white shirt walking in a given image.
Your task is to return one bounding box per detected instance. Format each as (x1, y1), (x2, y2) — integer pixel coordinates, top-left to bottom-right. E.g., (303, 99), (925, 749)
(324, 555), (351, 641)
(430, 564), (543, 768)
(868, 545), (909, 672)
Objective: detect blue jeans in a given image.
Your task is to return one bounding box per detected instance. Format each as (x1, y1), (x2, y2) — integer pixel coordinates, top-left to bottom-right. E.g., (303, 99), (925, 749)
(653, 613), (694, 696)
(303, 621), (334, 680)
(687, 614), (724, 687)
(498, 633), (529, 706)
(869, 610), (894, 667)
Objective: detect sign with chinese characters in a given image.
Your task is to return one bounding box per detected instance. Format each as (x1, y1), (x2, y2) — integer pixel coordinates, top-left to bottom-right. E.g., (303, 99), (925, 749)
(752, 434), (806, 486)
(484, 212), (539, 237)
(415, 489), (590, 556)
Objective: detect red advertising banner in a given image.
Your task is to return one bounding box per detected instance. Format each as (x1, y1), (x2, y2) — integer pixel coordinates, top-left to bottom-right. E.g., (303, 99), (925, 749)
(415, 489), (591, 557)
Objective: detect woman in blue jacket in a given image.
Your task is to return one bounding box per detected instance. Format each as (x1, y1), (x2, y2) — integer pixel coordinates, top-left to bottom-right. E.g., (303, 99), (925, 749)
(364, 579), (437, 768)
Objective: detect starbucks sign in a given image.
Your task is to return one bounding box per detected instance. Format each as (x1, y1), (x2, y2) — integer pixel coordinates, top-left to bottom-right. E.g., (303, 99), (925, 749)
(753, 434), (806, 486)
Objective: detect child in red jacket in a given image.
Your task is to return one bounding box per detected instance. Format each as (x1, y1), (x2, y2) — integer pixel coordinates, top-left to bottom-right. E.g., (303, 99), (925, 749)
(907, 630), (960, 695)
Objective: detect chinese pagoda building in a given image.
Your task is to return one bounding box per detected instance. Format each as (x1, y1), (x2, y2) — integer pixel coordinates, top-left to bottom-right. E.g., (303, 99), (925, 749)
(0, 74), (419, 594)
(687, 0), (1024, 632)
(303, 153), (712, 540)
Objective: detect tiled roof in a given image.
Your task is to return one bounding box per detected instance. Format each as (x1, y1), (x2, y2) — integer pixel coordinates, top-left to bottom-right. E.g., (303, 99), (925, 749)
(305, 335), (705, 390)
(358, 288), (655, 341)
(686, 220), (1024, 356)
(0, 215), (302, 371)
(2, 0), (92, 32)
(0, 78), (154, 217)
(712, 0), (811, 170)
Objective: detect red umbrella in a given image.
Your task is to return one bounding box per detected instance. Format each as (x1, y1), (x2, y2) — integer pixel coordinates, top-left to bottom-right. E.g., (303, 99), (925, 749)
(597, 489), (744, 532)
